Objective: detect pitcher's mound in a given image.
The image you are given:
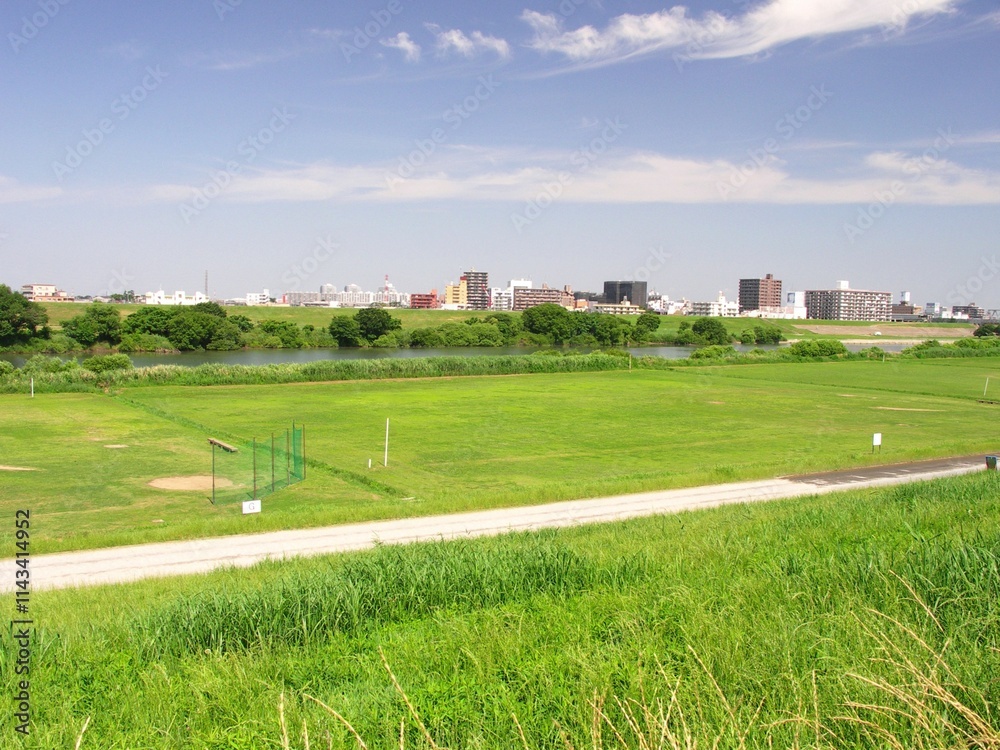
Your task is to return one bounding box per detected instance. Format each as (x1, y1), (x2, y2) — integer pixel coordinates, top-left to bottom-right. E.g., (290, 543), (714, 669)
(148, 476), (234, 491)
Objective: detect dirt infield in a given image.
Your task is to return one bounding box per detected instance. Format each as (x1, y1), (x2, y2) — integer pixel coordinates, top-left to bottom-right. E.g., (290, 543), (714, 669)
(148, 476), (233, 491)
(0, 466), (37, 472)
(795, 324), (973, 338)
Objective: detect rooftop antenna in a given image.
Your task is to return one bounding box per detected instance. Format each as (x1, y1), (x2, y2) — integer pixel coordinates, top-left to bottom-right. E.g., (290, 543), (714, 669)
(204, 270), (209, 298)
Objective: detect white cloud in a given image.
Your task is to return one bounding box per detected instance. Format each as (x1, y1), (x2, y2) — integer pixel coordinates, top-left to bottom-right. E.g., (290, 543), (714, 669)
(139, 144), (1000, 207)
(0, 176), (61, 204)
(427, 24), (511, 59)
(381, 32), (421, 62)
(523, 0), (959, 68)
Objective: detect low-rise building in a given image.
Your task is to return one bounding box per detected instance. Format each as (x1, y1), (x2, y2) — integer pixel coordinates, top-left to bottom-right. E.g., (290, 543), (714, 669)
(144, 290), (210, 306)
(513, 284), (574, 311)
(409, 291), (440, 309)
(20, 283), (72, 302)
(689, 292), (739, 317)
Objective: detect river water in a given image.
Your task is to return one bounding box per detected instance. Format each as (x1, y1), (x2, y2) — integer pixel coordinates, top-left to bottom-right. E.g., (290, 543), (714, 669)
(0, 342), (911, 369)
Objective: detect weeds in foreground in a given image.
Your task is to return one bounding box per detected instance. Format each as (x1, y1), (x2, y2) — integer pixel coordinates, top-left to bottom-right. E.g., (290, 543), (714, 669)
(277, 603), (999, 749)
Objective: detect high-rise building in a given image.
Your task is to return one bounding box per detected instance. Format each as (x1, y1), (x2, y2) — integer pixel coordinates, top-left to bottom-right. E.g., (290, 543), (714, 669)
(738, 273), (782, 312)
(804, 282), (892, 321)
(464, 270), (490, 310)
(603, 281), (648, 308)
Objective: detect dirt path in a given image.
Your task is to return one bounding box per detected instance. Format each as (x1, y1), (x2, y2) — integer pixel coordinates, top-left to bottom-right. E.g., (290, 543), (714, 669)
(3, 455), (989, 592)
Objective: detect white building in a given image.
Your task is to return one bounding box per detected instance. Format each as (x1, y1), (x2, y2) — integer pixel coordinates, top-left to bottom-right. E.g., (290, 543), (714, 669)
(491, 287), (513, 311)
(648, 294), (690, 316)
(144, 290), (209, 306)
(689, 292), (739, 317)
(245, 289), (271, 306)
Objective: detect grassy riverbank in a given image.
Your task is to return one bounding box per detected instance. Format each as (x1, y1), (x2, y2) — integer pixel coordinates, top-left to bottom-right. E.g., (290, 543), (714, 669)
(6, 470), (998, 747)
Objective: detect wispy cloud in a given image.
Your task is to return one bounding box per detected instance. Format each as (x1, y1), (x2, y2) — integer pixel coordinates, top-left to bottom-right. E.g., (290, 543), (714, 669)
(0, 176), (62, 204)
(426, 24), (511, 59)
(137, 144), (1000, 207)
(522, 0), (960, 70)
(381, 32), (421, 63)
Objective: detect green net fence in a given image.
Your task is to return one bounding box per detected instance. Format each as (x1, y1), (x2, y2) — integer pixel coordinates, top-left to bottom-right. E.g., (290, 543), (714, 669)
(210, 424), (305, 504)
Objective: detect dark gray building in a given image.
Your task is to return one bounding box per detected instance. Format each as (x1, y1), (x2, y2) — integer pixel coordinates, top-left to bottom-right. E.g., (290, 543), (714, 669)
(603, 281), (648, 308)
(738, 273), (782, 313)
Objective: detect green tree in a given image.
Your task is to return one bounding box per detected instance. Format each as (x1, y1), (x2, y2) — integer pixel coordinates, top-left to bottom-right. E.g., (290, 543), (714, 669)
(329, 316), (362, 347)
(521, 303), (575, 344)
(228, 314), (255, 332)
(355, 308), (402, 343)
(166, 312), (222, 350)
(483, 313), (522, 343)
(191, 301), (228, 318)
(121, 306), (177, 337)
(0, 285), (49, 346)
(206, 320), (245, 350)
(63, 302), (121, 346)
(635, 312), (661, 338)
(257, 319), (303, 348)
(691, 317), (732, 345)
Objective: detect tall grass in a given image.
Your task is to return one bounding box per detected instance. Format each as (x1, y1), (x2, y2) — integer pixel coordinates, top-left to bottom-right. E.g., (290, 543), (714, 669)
(131, 535), (649, 657)
(0, 353), (632, 393)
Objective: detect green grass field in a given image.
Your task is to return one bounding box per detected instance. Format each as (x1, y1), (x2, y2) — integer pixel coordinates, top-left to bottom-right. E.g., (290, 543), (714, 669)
(4, 471), (998, 748)
(2, 357), (999, 553)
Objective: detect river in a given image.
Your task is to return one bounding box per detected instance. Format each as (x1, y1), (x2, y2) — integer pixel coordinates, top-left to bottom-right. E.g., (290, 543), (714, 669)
(0, 342), (912, 369)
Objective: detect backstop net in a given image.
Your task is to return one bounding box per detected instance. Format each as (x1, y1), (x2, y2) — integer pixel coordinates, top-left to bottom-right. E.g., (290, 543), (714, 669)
(209, 424), (305, 505)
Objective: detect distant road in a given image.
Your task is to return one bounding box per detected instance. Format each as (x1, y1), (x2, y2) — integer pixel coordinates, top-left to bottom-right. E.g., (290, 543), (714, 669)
(5, 455), (988, 592)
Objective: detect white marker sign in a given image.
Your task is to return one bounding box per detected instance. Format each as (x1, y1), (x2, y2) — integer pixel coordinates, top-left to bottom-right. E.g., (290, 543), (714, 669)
(873, 432), (882, 447)
(242, 500), (261, 515)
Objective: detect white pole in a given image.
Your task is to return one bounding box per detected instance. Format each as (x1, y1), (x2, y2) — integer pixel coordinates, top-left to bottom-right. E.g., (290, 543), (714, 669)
(30, 378), (34, 398)
(384, 418), (389, 467)
(985, 377), (990, 397)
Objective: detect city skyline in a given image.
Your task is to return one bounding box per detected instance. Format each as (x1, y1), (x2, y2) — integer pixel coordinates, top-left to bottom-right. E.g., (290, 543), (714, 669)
(1, 1), (998, 305)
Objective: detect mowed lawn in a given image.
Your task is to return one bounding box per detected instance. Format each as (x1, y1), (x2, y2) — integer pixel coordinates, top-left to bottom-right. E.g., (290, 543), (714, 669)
(697, 357), (1000, 401)
(4, 359), (999, 553)
(0, 392), (373, 553)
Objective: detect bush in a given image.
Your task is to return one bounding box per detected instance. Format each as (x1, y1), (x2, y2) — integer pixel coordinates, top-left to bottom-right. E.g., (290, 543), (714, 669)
(118, 334), (177, 353)
(690, 345), (738, 360)
(81, 354), (134, 374)
(0, 361), (14, 378)
(21, 354), (79, 373)
(788, 339), (848, 357)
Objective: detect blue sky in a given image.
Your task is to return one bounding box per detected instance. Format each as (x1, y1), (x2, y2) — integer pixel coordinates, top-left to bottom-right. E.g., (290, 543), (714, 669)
(1, 0), (998, 306)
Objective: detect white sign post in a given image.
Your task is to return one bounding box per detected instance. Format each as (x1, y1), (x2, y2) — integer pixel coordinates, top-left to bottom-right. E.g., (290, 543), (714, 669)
(873, 432), (882, 454)
(384, 418), (390, 468)
(242, 500), (261, 515)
